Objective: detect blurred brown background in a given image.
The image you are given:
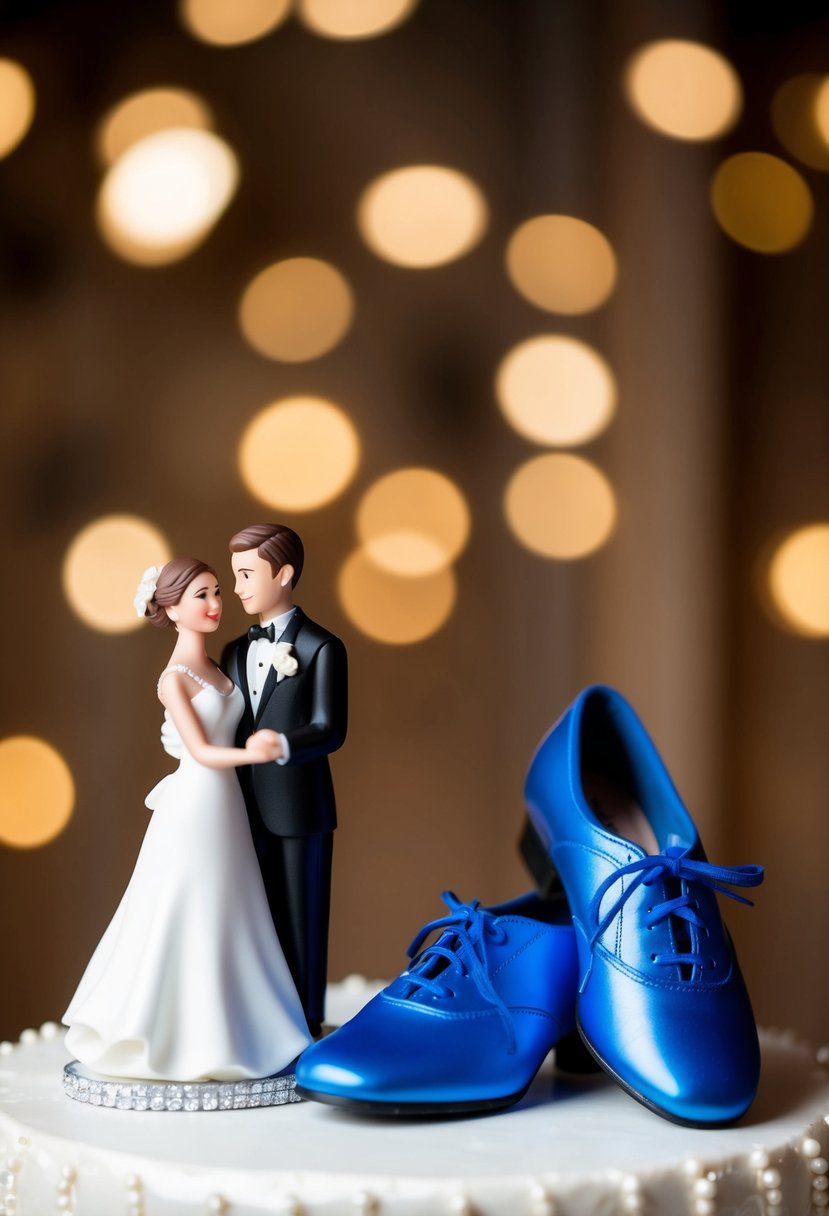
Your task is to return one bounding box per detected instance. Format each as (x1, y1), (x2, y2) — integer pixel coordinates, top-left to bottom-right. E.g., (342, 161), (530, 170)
(1, 0), (827, 1048)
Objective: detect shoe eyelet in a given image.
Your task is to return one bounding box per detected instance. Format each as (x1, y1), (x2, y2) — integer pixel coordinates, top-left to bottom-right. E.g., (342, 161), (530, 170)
(650, 953), (657, 963)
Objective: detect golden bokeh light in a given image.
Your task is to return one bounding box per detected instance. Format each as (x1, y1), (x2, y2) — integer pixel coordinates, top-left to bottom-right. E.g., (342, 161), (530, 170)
(770, 75), (829, 172)
(357, 165), (488, 268)
(356, 468), (470, 577)
(0, 737), (75, 849)
(179, 0), (292, 46)
(504, 453), (617, 560)
(813, 77), (829, 150)
(96, 88), (213, 167)
(710, 152), (813, 254)
(238, 397), (360, 511)
(97, 128), (239, 266)
(496, 336), (616, 448)
(238, 257), (354, 362)
(338, 548), (455, 644)
(624, 40), (741, 141)
(506, 215), (617, 315)
(768, 524), (829, 638)
(63, 515), (172, 633)
(0, 58), (36, 160)
(297, 0), (418, 40)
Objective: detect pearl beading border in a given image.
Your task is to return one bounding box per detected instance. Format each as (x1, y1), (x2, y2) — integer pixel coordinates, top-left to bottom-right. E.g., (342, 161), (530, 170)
(683, 1158), (719, 1215)
(801, 1136), (829, 1210)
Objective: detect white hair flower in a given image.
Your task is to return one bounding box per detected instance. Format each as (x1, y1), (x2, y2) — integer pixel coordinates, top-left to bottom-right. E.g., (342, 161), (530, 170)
(133, 565), (163, 618)
(272, 641), (299, 677)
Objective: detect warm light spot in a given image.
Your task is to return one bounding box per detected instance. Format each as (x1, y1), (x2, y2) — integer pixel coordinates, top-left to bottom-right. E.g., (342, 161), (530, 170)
(356, 468), (470, 577)
(768, 524), (829, 637)
(813, 77), (829, 150)
(506, 216), (617, 315)
(496, 336), (616, 448)
(0, 58), (35, 160)
(624, 40), (741, 141)
(238, 258), (354, 362)
(297, 0), (418, 40)
(179, 0), (292, 46)
(770, 75), (829, 172)
(711, 152), (813, 253)
(0, 738), (75, 849)
(63, 515), (172, 634)
(97, 128), (239, 265)
(238, 397), (360, 511)
(504, 453), (617, 560)
(338, 548), (455, 644)
(357, 165), (488, 268)
(96, 88), (213, 167)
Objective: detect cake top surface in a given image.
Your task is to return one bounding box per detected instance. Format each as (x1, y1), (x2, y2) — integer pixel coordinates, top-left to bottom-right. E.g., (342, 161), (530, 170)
(2, 1026), (827, 1185)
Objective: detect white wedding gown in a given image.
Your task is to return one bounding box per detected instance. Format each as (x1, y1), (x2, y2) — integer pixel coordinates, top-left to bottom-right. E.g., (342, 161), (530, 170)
(63, 674), (312, 1082)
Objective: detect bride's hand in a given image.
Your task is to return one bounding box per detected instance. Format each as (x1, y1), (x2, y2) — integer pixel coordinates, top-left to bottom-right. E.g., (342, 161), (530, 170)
(245, 729), (283, 764)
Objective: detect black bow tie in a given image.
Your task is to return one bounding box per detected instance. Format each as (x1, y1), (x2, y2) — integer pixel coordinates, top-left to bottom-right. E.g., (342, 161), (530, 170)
(248, 623), (276, 643)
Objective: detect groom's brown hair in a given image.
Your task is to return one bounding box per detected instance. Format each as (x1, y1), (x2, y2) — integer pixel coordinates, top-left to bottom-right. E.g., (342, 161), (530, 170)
(228, 524), (304, 588)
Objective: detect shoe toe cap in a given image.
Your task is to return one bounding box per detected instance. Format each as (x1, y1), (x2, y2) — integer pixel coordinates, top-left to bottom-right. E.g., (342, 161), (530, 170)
(581, 959), (760, 1125)
(296, 994), (561, 1107)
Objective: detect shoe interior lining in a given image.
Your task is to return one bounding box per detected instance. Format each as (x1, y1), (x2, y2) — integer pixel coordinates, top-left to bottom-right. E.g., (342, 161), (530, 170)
(581, 770), (659, 856)
(579, 692), (694, 979)
(578, 691), (664, 854)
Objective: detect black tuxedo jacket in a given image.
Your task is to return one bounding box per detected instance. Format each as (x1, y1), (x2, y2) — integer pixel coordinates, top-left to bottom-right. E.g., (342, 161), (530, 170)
(221, 607), (347, 837)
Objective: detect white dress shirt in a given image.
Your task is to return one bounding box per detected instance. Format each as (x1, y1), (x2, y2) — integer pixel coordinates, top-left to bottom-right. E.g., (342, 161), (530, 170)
(246, 607), (295, 763)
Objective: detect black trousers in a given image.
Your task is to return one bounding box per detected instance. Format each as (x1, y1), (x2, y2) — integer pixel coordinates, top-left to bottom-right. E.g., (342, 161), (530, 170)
(249, 824), (333, 1033)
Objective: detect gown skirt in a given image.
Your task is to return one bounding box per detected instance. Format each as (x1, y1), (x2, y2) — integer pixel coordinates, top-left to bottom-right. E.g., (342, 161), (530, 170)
(63, 683), (312, 1082)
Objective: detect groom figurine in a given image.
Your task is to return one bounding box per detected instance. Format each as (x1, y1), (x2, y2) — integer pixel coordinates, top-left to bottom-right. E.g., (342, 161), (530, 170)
(221, 524), (347, 1036)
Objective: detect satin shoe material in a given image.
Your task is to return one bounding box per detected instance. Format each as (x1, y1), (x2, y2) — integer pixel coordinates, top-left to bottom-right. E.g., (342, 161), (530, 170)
(295, 891), (581, 1114)
(524, 684), (764, 1127)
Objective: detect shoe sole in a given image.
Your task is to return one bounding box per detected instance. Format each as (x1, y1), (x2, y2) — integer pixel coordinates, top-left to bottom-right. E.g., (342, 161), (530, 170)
(294, 1083), (531, 1117)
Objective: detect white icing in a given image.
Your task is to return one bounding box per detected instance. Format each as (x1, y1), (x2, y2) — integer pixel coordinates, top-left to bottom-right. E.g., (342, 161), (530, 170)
(1, 985), (828, 1215)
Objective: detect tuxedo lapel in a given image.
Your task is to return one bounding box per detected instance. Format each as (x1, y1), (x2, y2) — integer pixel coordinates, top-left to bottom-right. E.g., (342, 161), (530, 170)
(254, 607), (304, 723)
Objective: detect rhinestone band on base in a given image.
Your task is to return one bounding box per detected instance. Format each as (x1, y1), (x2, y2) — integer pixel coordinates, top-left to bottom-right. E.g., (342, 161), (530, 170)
(63, 1060), (301, 1112)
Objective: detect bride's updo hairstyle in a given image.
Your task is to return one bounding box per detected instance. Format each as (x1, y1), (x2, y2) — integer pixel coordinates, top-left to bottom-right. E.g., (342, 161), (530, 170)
(145, 558), (216, 629)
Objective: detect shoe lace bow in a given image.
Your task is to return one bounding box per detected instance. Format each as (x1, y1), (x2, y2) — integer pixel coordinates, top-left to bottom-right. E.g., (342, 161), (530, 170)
(586, 844), (764, 976)
(401, 891), (516, 1053)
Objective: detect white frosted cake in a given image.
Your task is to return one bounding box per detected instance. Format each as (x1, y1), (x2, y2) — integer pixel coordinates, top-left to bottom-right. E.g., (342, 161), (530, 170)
(1, 979), (828, 1216)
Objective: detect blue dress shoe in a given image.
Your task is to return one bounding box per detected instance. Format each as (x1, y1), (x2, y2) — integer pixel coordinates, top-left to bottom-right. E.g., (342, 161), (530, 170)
(295, 891), (586, 1114)
(523, 685), (764, 1127)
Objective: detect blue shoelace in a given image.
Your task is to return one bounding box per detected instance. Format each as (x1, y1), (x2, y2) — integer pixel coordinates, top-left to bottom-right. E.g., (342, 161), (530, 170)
(400, 892), (516, 1053)
(585, 845), (764, 984)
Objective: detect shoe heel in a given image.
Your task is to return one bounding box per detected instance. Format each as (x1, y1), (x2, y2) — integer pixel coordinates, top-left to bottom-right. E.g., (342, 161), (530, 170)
(554, 1030), (600, 1076)
(519, 817), (560, 896)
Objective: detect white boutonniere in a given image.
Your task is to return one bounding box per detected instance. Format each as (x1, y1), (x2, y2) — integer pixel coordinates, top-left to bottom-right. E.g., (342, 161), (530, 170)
(273, 641), (299, 677)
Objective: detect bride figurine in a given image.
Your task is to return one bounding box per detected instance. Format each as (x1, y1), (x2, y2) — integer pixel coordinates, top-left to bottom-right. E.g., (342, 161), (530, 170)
(63, 558), (312, 1082)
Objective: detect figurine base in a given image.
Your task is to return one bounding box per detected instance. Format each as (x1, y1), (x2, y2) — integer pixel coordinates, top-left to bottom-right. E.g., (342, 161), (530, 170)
(63, 1060), (301, 1112)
